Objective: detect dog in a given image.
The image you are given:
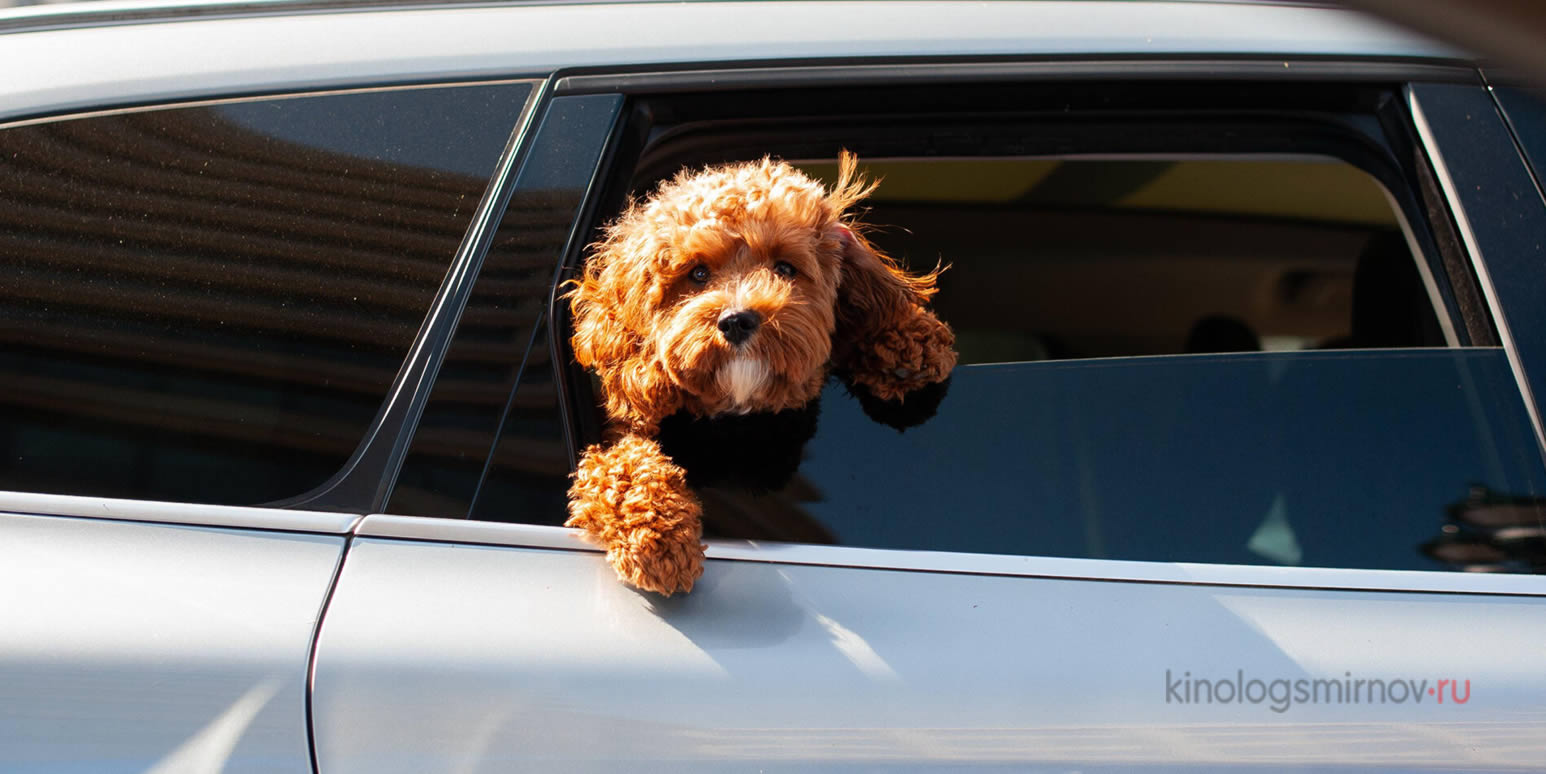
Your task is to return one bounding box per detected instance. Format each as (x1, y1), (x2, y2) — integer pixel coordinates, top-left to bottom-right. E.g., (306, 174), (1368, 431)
(565, 151), (956, 594)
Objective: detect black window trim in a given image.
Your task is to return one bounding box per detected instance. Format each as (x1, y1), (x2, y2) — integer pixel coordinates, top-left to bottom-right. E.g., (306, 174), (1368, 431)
(545, 97), (634, 470)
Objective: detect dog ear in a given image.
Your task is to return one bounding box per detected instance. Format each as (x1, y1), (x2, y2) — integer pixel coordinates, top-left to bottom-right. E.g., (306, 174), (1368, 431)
(568, 275), (626, 372)
(826, 153), (956, 427)
(568, 235), (681, 430)
(830, 224), (956, 423)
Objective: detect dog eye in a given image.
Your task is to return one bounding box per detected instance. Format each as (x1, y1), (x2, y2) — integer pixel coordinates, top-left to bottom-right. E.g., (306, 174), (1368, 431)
(773, 261), (797, 279)
(689, 265), (711, 284)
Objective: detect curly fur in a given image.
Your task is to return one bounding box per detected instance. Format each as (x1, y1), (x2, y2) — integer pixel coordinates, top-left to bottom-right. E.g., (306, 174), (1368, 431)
(566, 152), (956, 594)
(566, 434), (704, 595)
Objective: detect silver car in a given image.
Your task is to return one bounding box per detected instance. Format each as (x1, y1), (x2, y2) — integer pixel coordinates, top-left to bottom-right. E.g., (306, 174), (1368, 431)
(3, 1), (1545, 771)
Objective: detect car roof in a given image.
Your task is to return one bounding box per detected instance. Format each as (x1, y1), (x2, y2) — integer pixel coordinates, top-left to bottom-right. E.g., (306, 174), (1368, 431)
(0, 0), (1462, 123)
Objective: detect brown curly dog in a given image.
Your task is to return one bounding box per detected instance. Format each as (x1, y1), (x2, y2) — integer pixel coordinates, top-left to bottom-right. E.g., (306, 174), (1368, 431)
(565, 151), (956, 594)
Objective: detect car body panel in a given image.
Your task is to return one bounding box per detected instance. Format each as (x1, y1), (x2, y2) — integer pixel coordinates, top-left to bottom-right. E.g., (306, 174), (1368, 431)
(314, 531), (1546, 771)
(0, 1), (1461, 122)
(0, 510), (345, 773)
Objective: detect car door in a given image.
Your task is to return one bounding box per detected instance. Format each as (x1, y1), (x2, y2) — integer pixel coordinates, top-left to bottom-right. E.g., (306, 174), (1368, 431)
(0, 76), (534, 772)
(312, 68), (1546, 772)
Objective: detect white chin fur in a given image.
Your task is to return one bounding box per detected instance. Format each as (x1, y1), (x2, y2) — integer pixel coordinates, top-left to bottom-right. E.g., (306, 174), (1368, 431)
(720, 356), (770, 412)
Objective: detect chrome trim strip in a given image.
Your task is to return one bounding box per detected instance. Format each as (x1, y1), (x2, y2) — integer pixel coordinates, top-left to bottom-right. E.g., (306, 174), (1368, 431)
(355, 514), (1546, 596)
(1408, 87), (1546, 456)
(0, 490), (360, 533)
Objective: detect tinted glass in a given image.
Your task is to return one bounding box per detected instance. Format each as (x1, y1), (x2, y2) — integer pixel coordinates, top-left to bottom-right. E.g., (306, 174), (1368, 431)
(388, 94), (623, 519)
(792, 158), (1447, 361)
(703, 349), (1546, 573)
(467, 318), (571, 524)
(0, 82), (531, 505)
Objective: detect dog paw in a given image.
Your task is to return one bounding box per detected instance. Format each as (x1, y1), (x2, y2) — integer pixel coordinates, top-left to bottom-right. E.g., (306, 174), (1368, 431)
(846, 304), (956, 401)
(566, 434), (706, 595)
(605, 522), (705, 595)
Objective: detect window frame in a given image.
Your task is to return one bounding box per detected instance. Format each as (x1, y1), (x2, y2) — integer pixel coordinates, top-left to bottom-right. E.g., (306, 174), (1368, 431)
(359, 61), (1546, 596)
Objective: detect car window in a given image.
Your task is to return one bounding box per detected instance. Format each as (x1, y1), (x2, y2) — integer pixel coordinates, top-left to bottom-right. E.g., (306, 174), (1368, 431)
(441, 81), (1546, 574)
(0, 82), (531, 506)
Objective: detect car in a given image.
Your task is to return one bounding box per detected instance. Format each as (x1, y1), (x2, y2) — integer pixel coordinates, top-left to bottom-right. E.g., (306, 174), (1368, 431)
(2, 1), (1545, 771)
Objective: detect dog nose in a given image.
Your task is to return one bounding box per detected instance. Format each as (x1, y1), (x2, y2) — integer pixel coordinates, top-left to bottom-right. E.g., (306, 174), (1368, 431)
(717, 309), (762, 345)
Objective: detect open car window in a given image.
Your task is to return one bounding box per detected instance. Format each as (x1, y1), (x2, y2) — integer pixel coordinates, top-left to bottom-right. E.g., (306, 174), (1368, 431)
(446, 81), (1546, 574)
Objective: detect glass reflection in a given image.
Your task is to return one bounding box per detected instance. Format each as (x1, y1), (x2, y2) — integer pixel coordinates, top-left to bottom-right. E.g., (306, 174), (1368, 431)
(701, 348), (1546, 574)
(1422, 485), (1546, 573)
(0, 83), (530, 506)
(388, 94), (623, 520)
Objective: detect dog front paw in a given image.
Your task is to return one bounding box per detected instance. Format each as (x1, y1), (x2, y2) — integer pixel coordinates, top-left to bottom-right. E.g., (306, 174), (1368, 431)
(605, 522), (704, 595)
(567, 435), (706, 595)
(845, 304), (956, 401)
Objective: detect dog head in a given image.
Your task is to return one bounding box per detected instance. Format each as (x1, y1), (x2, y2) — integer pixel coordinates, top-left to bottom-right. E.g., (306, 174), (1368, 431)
(570, 152), (946, 429)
